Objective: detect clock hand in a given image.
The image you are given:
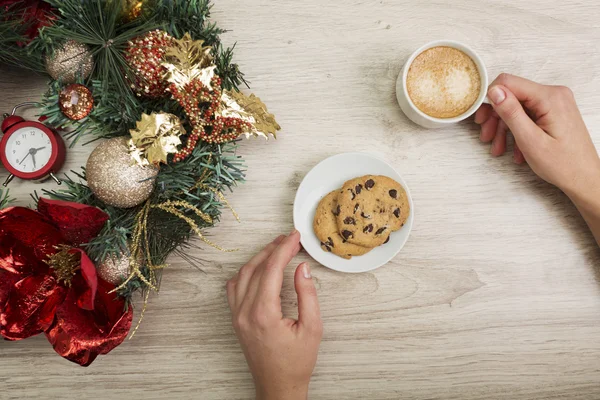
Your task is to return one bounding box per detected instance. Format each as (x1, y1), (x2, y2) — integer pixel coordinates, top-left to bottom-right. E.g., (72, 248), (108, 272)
(31, 151), (37, 169)
(33, 146), (46, 152)
(19, 151), (32, 165)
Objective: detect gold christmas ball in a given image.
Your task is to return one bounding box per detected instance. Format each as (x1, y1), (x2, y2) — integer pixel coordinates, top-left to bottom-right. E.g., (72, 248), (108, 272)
(122, 0), (144, 21)
(97, 252), (132, 285)
(45, 40), (94, 84)
(59, 84), (94, 120)
(86, 137), (159, 208)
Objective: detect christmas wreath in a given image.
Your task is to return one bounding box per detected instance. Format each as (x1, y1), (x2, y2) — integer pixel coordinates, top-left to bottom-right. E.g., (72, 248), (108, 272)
(0, 0), (280, 366)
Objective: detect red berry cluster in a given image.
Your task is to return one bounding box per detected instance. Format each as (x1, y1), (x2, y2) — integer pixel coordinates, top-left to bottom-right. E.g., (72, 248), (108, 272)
(170, 75), (251, 163)
(124, 30), (174, 98)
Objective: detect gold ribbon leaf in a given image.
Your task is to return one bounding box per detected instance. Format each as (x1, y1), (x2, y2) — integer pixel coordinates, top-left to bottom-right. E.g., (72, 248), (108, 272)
(163, 32), (216, 90)
(129, 112), (186, 165)
(218, 90), (281, 139)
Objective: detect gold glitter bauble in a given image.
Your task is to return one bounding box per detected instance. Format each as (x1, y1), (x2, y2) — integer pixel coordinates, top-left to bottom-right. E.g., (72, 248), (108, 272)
(59, 84), (94, 120)
(86, 138), (159, 208)
(45, 40), (94, 84)
(97, 252), (132, 285)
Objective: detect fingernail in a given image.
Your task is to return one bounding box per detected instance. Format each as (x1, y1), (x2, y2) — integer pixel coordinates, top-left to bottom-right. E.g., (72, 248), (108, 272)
(488, 86), (506, 105)
(290, 228), (299, 236)
(302, 263), (311, 279)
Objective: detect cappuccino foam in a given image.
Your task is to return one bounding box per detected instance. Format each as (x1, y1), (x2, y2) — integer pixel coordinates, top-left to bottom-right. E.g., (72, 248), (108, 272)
(406, 46), (481, 119)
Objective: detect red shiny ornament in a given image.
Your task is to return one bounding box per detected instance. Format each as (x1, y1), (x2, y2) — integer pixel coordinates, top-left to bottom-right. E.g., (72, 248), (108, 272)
(0, 198), (132, 366)
(58, 84), (94, 121)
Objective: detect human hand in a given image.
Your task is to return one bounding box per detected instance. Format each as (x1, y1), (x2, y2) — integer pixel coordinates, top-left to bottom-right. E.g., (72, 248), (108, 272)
(226, 231), (323, 400)
(474, 73), (600, 198)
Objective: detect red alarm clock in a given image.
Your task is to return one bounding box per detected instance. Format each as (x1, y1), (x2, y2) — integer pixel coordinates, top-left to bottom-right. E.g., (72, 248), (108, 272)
(0, 102), (65, 187)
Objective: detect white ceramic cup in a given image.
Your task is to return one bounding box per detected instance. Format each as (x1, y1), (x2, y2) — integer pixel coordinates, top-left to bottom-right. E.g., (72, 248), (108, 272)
(396, 40), (489, 129)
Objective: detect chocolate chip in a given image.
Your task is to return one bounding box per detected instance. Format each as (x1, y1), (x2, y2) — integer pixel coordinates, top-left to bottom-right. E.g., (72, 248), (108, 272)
(327, 237), (334, 247)
(360, 212), (371, 219)
(348, 189), (355, 200)
(375, 227), (387, 235)
(333, 205), (340, 216)
(383, 236), (390, 244)
(341, 230), (354, 240)
(363, 224), (373, 233)
(355, 184), (362, 194)
(393, 208), (400, 218)
(365, 179), (375, 189)
(379, 208), (385, 214)
(344, 217), (356, 225)
(324, 245), (332, 252)
(354, 203), (359, 213)
(389, 189), (397, 199)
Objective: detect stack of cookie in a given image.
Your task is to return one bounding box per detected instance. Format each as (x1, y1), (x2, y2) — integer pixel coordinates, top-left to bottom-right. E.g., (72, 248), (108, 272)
(313, 175), (410, 259)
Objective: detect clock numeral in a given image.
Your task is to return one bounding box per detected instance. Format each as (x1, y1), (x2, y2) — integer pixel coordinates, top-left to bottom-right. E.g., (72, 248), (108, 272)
(12, 150), (15, 154)
(15, 141), (21, 145)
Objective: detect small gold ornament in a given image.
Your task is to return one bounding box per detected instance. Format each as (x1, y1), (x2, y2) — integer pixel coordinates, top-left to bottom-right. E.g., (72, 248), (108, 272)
(97, 252), (133, 285)
(122, 0), (143, 21)
(163, 33), (216, 90)
(129, 112), (185, 166)
(45, 40), (93, 84)
(59, 84), (94, 120)
(86, 138), (159, 208)
(218, 90), (281, 139)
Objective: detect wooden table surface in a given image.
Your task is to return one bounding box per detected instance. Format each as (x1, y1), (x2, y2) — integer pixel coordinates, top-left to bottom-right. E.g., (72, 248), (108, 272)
(2, 1), (600, 399)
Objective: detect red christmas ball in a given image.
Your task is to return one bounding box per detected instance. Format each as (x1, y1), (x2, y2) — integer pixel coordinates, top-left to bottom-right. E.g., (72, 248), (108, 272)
(124, 29), (174, 98)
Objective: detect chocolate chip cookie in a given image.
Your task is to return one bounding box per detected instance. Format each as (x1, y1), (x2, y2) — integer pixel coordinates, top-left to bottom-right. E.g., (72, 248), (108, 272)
(313, 190), (372, 259)
(336, 175), (409, 247)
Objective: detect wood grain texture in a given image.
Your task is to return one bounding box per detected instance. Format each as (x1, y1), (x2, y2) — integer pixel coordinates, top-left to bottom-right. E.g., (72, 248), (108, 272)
(2, 1), (600, 399)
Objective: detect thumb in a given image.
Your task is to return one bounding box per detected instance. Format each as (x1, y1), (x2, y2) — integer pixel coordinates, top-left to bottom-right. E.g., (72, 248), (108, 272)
(488, 85), (547, 153)
(294, 262), (322, 333)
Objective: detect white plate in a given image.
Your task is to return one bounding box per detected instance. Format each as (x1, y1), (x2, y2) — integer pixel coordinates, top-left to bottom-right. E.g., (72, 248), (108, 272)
(293, 152), (414, 273)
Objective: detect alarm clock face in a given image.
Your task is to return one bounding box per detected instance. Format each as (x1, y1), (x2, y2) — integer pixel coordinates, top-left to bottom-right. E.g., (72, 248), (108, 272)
(4, 127), (53, 173)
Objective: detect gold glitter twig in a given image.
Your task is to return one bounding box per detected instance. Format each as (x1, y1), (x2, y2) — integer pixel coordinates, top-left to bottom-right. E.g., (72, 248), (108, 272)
(197, 184), (240, 223)
(129, 289), (150, 340)
(151, 201), (237, 252)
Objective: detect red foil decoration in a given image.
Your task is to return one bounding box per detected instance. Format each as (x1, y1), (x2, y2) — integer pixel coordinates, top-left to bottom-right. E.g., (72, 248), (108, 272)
(0, 198), (132, 366)
(0, 0), (55, 43)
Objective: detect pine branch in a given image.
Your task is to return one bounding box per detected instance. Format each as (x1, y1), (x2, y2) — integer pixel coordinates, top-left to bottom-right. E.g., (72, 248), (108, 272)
(153, 0), (223, 45)
(34, 0), (158, 111)
(215, 42), (248, 91)
(0, 188), (13, 209)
